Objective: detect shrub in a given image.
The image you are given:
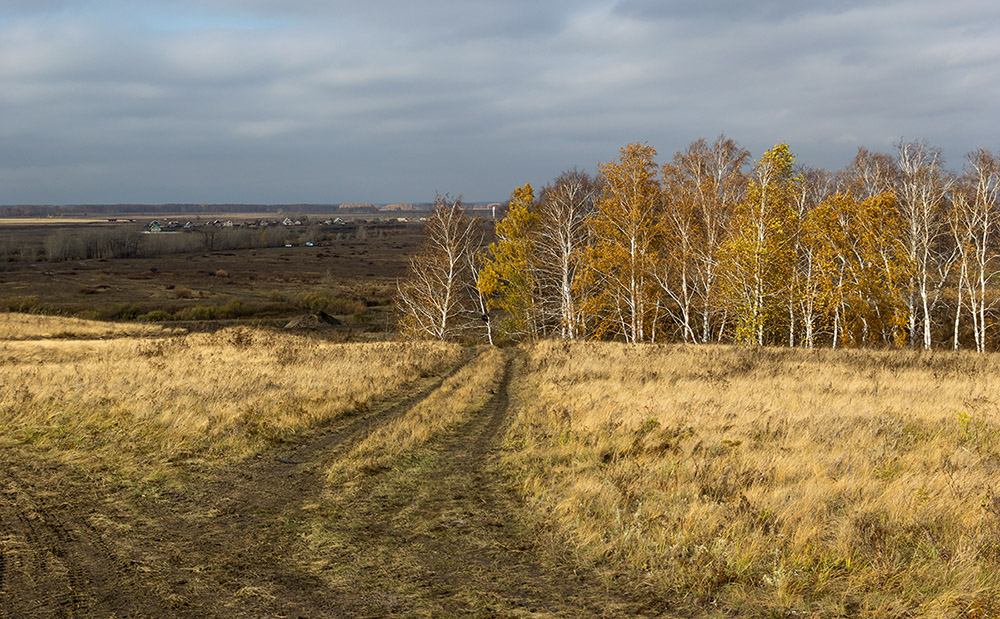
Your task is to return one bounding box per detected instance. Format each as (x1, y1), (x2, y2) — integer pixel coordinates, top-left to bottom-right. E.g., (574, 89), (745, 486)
(173, 286), (196, 299)
(73, 309), (102, 321)
(221, 299), (249, 318)
(112, 304), (143, 320)
(173, 305), (219, 321)
(1, 296), (43, 313)
(292, 292), (366, 315)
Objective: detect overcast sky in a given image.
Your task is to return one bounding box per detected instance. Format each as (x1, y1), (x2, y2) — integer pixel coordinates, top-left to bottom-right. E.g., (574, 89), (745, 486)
(2, 1), (999, 205)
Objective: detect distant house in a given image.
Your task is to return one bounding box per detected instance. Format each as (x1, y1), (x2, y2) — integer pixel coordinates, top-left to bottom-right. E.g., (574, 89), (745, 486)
(149, 222), (162, 233)
(282, 217), (294, 226)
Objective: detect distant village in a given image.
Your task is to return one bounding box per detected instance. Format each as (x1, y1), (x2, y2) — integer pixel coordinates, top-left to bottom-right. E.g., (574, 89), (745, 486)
(143, 216), (389, 233)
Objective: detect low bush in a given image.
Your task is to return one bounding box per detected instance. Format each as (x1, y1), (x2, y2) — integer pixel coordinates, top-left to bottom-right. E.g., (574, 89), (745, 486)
(0, 296), (44, 313)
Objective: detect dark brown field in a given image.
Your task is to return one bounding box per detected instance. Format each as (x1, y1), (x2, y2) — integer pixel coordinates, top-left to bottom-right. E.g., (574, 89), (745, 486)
(0, 217), (427, 332)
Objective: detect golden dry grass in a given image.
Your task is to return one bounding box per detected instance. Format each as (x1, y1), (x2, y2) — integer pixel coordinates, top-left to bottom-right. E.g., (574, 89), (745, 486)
(0, 312), (182, 340)
(503, 341), (1000, 618)
(0, 323), (462, 474)
(329, 346), (506, 480)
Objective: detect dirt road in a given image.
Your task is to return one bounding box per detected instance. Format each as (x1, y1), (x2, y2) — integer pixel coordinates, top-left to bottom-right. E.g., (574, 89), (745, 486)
(1, 351), (668, 618)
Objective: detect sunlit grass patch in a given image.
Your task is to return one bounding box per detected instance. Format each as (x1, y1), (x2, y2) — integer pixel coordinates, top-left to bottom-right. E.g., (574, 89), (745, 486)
(0, 311), (182, 340)
(329, 347), (506, 481)
(0, 322), (462, 474)
(502, 341), (1000, 617)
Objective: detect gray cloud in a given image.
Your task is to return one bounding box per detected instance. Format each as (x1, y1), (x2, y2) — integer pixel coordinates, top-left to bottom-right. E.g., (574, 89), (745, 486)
(1, 1), (999, 203)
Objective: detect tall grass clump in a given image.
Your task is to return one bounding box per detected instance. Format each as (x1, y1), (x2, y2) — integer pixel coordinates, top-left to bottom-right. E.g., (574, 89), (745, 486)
(503, 341), (1000, 617)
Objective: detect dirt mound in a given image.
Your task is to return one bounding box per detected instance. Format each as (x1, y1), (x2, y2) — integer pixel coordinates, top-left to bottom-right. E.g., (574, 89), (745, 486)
(284, 311), (342, 329)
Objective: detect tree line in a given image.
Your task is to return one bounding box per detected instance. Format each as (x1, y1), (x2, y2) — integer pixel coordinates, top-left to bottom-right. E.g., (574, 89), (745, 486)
(399, 136), (1000, 351)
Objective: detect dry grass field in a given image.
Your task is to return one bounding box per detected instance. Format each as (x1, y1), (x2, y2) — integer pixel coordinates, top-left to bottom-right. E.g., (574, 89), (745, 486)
(0, 317), (462, 477)
(5, 312), (1000, 616)
(0, 312), (183, 339)
(503, 341), (1000, 617)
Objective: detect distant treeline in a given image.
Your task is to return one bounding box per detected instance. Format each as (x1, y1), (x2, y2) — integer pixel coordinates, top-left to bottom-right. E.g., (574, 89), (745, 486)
(5, 204), (347, 216)
(42, 226), (297, 262)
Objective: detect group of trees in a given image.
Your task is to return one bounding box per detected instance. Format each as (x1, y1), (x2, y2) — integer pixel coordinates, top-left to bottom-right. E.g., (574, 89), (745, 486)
(399, 136), (1000, 351)
(36, 225), (299, 263)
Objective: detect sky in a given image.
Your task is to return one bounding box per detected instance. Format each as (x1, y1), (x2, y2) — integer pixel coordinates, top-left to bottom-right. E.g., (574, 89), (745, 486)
(2, 0), (999, 205)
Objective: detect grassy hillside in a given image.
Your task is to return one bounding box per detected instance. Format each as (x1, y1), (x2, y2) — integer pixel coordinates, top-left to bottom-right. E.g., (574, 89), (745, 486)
(5, 313), (1000, 616)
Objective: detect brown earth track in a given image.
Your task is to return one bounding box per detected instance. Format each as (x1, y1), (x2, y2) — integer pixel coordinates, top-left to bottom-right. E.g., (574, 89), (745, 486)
(0, 452), (154, 618)
(315, 353), (673, 618)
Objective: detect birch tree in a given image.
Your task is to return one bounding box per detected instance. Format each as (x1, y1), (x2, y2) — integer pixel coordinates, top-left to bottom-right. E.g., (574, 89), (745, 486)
(896, 140), (954, 349)
(719, 143), (797, 346)
(534, 170), (601, 339)
(790, 168), (835, 347)
(845, 147), (898, 200)
(664, 136), (749, 343)
(949, 149), (1000, 352)
(397, 194), (479, 340)
(584, 142), (662, 343)
(659, 162), (701, 342)
(807, 192), (910, 348)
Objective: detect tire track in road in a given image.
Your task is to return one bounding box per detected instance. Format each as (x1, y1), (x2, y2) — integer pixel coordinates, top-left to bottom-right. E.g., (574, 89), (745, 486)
(0, 455), (154, 618)
(111, 348), (478, 618)
(2, 348), (672, 617)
